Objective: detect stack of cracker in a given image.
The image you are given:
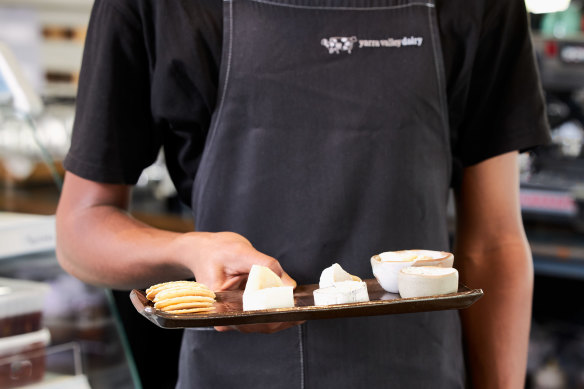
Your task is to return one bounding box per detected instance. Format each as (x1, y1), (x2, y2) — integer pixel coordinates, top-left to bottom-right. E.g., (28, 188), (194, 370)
(145, 281), (216, 314)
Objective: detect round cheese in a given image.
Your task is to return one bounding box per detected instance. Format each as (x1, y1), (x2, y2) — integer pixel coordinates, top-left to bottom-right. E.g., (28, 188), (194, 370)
(397, 266), (459, 298)
(313, 281), (369, 306)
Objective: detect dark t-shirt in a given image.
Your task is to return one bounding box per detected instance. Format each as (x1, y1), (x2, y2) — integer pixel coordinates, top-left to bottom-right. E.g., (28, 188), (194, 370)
(65, 0), (550, 205)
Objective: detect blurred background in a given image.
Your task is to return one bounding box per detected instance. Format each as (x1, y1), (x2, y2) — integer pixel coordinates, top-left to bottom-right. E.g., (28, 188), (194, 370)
(0, 0), (583, 388)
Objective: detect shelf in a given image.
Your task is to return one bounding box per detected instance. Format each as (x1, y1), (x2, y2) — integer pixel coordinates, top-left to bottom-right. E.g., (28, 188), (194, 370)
(534, 256), (584, 279)
(0, 0), (93, 12)
(23, 374), (90, 389)
(530, 238), (584, 280)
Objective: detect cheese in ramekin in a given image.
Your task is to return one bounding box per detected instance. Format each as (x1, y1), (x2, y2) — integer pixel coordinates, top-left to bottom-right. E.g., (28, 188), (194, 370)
(371, 250), (453, 293)
(398, 266), (459, 298)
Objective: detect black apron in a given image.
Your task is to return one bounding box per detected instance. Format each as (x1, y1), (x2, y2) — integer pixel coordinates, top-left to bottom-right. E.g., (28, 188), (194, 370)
(178, 0), (464, 387)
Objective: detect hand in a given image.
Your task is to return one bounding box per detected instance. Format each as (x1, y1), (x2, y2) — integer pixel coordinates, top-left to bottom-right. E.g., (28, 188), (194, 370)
(175, 231), (304, 334)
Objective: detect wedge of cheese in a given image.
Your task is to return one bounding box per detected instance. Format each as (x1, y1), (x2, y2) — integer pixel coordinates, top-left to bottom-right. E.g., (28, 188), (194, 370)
(242, 265), (294, 311)
(243, 285), (294, 311)
(319, 263), (361, 288)
(245, 264), (284, 292)
(313, 263), (369, 306)
(397, 266), (458, 298)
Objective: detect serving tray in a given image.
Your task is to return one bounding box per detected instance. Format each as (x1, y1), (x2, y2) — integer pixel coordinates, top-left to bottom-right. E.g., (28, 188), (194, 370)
(130, 279), (483, 329)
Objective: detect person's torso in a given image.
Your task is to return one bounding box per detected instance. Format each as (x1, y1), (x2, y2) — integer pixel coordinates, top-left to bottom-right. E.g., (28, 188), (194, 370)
(139, 0), (486, 205)
(136, 0), (471, 386)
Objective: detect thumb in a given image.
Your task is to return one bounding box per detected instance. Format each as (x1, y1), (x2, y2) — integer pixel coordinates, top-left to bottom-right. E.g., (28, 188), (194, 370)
(235, 245), (296, 288)
(280, 271), (297, 289)
(246, 256), (297, 289)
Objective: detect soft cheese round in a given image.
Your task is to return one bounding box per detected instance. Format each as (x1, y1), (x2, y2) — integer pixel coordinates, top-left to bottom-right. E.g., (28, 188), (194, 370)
(313, 281), (369, 306)
(397, 266), (459, 298)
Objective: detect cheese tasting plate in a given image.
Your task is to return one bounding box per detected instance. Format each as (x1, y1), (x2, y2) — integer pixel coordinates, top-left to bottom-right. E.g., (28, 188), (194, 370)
(130, 279), (483, 329)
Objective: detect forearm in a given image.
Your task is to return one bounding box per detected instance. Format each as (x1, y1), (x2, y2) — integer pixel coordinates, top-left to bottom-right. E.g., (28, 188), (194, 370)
(56, 203), (194, 289)
(56, 173), (299, 333)
(457, 238), (533, 389)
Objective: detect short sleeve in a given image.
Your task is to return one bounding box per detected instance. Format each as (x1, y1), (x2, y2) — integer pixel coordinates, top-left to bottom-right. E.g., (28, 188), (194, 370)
(453, 0), (551, 168)
(64, 0), (160, 184)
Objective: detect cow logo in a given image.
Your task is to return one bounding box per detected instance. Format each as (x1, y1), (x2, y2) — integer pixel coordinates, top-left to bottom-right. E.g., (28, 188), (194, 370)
(321, 36), (358, 54)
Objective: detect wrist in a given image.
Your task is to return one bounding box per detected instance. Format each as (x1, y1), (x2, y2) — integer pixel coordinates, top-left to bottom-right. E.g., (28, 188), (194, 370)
(168, 231), (214, 280)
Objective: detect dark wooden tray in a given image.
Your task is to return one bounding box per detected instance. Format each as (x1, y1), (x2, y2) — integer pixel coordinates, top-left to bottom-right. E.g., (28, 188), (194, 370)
(130, 278), (483, 329)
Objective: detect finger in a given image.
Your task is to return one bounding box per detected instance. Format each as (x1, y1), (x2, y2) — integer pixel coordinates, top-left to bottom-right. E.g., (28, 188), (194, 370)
(239, 250), (285, 278)
(237, 250), (294, 287)
(216, 274), (248, 292)
(280, 271), (297, 288)
(214, 325), (233, 332)
(214, 321), (305, 334)
(230, 249), (294, 288)
(214, 323), (281, 334)
(233, 321), (303, 334)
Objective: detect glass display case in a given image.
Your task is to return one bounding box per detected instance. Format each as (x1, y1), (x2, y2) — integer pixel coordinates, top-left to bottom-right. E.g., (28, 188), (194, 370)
(0, 215), (139, 389)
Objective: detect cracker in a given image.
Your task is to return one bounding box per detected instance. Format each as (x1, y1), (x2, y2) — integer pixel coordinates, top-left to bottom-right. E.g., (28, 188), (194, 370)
(154, 287), (215, 302)
(154, 296), (215, 309)
(146, 280), (217, 315)
(146, 281), (204, 300)
(165, 307), (216, 314)
(157, 302), (214, 311)
(147, 280), (197, 292)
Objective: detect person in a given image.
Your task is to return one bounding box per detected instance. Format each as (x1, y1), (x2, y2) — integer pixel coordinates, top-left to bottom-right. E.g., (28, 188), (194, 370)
(55, 0), (550, 387)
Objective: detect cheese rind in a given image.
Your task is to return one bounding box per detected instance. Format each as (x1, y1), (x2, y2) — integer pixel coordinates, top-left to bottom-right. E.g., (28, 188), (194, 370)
(398, 266), (459, 298)
(242, 286), (294, 311)
(313, 281), (369, 306)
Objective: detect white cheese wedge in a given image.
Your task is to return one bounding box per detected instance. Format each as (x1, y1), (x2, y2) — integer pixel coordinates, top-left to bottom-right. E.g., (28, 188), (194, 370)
(313, 280), (369, 306)
(245, 264), (284, 292)
(371, 250), (454, 293)
(243, 286), (294, 311)
(398, 266), (459, 298)
(242, 265), (294, 311)
(319, 263), (361, 288)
